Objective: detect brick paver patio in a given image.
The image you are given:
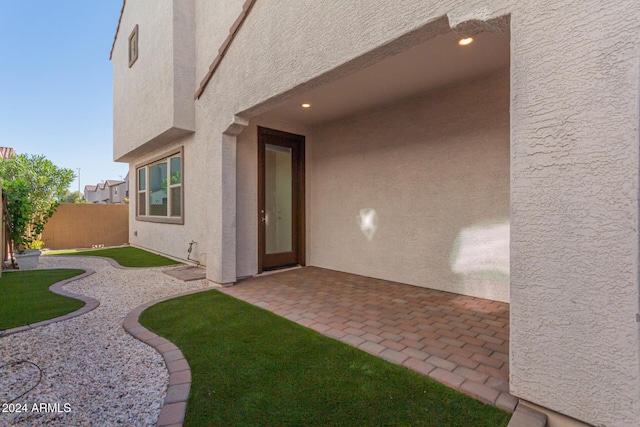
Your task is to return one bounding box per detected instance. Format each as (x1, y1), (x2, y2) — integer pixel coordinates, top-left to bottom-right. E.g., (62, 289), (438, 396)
(219, 266), (517, 412)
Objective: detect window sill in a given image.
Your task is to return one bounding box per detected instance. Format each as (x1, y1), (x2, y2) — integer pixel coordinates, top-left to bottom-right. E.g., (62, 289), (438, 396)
(136, 215), (184, 225)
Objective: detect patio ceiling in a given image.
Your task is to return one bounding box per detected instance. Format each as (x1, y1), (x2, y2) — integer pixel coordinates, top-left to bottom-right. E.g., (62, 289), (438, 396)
(260, 31), (510, 126)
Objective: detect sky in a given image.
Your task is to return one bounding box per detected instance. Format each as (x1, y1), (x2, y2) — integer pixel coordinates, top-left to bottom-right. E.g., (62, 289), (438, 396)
(0, 1), (127, 193)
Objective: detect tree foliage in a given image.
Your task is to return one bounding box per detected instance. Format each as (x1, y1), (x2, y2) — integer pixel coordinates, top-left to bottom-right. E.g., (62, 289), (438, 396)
(161, 171), (181, 193)
(1, 154), (75, 252)
(59, 190), (86, 204)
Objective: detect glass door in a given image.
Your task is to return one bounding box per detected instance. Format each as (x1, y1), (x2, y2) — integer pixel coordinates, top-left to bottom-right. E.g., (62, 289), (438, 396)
(264, 143), (293, 255)
(258, 128), (305, 271)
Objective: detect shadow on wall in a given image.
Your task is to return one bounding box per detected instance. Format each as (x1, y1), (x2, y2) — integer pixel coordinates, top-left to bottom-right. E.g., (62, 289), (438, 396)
(450, 218), (510, 301)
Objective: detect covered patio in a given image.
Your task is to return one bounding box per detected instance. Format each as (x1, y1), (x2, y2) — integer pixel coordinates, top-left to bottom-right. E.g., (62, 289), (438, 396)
(220, 266), (515, 412)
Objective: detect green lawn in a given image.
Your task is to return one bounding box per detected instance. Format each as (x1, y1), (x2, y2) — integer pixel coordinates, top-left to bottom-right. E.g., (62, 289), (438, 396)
(0, 269), (86, 330)
(140, 290), (511, 427)
(45, 246), (180, 268)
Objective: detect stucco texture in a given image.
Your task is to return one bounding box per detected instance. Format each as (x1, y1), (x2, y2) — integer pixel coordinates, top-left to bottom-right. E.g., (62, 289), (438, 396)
(309, 70), (510, 302)
(509, 2), (640, 426)
(194, 0), (246, 83)
(125, 133), (209, 266)
(112, 0), (194, 162)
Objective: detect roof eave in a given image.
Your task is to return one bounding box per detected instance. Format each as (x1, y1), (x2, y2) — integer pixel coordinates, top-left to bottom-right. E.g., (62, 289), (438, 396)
(109, 0), (127, 60)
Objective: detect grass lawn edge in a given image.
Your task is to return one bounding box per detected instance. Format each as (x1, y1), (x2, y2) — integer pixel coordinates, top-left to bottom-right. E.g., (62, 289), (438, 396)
(139, 289), (512, 427)
(44, 246), (182, 268)
(0, 268), (99, 334)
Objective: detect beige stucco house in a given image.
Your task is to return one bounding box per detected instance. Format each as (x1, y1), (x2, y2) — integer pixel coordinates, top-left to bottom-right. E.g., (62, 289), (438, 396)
(84, 175), (129, 204)
(111, 1), (640, 426)
(83, 185), (99, 203)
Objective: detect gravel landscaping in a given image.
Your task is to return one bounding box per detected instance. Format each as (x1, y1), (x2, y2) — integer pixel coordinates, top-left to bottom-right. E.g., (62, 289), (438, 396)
(0, 256), (212, 426)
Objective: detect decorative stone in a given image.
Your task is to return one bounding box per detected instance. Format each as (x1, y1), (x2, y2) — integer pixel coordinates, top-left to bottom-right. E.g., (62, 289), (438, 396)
(0, 256), (212, 426)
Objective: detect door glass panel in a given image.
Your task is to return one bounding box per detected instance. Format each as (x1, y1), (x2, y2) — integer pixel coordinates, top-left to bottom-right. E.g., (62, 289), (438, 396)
(265, 144), (292, 254)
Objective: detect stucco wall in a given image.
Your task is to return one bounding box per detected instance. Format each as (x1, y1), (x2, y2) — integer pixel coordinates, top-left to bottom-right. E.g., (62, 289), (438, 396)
(235, 70), (510, 303)
(112, 0), (195, 162)
(127, 133), (208, 265)
(196, 2), (639, 424)
(196, 2), (640, 424)
(113, 1), (640, 425)
(194, 0), (246, 84)
(509, 2), (640, 426)
(309, 70), (510, 302)
(198, 1), (506, 126)
(197, 0), (510, 284)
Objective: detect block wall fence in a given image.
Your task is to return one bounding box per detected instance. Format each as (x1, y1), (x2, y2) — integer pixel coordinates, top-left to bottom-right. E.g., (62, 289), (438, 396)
(42, 203), (129, 250)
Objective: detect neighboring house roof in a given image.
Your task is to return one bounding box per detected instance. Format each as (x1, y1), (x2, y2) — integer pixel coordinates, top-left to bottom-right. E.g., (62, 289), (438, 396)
(86, 176), (127, 194)
(109, 0), (127, 60)
(0, 147), (15, 159)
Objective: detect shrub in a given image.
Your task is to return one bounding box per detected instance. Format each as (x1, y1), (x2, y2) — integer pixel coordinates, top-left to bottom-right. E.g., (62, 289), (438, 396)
(1, 154), (74, 253)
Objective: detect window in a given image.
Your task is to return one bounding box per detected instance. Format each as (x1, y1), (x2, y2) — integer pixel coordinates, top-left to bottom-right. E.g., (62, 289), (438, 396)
(128, 25), (138, 67)
(136, 149), (183, 224)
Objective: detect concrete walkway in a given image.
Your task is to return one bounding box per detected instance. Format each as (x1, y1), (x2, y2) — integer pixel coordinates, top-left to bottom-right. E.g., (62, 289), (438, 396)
(220, 266), (517, 412)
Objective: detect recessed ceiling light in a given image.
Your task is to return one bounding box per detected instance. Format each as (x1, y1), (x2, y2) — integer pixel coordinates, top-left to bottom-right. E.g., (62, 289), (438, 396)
(301, 103), (311, 108)
(458, 37), (474, 46)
